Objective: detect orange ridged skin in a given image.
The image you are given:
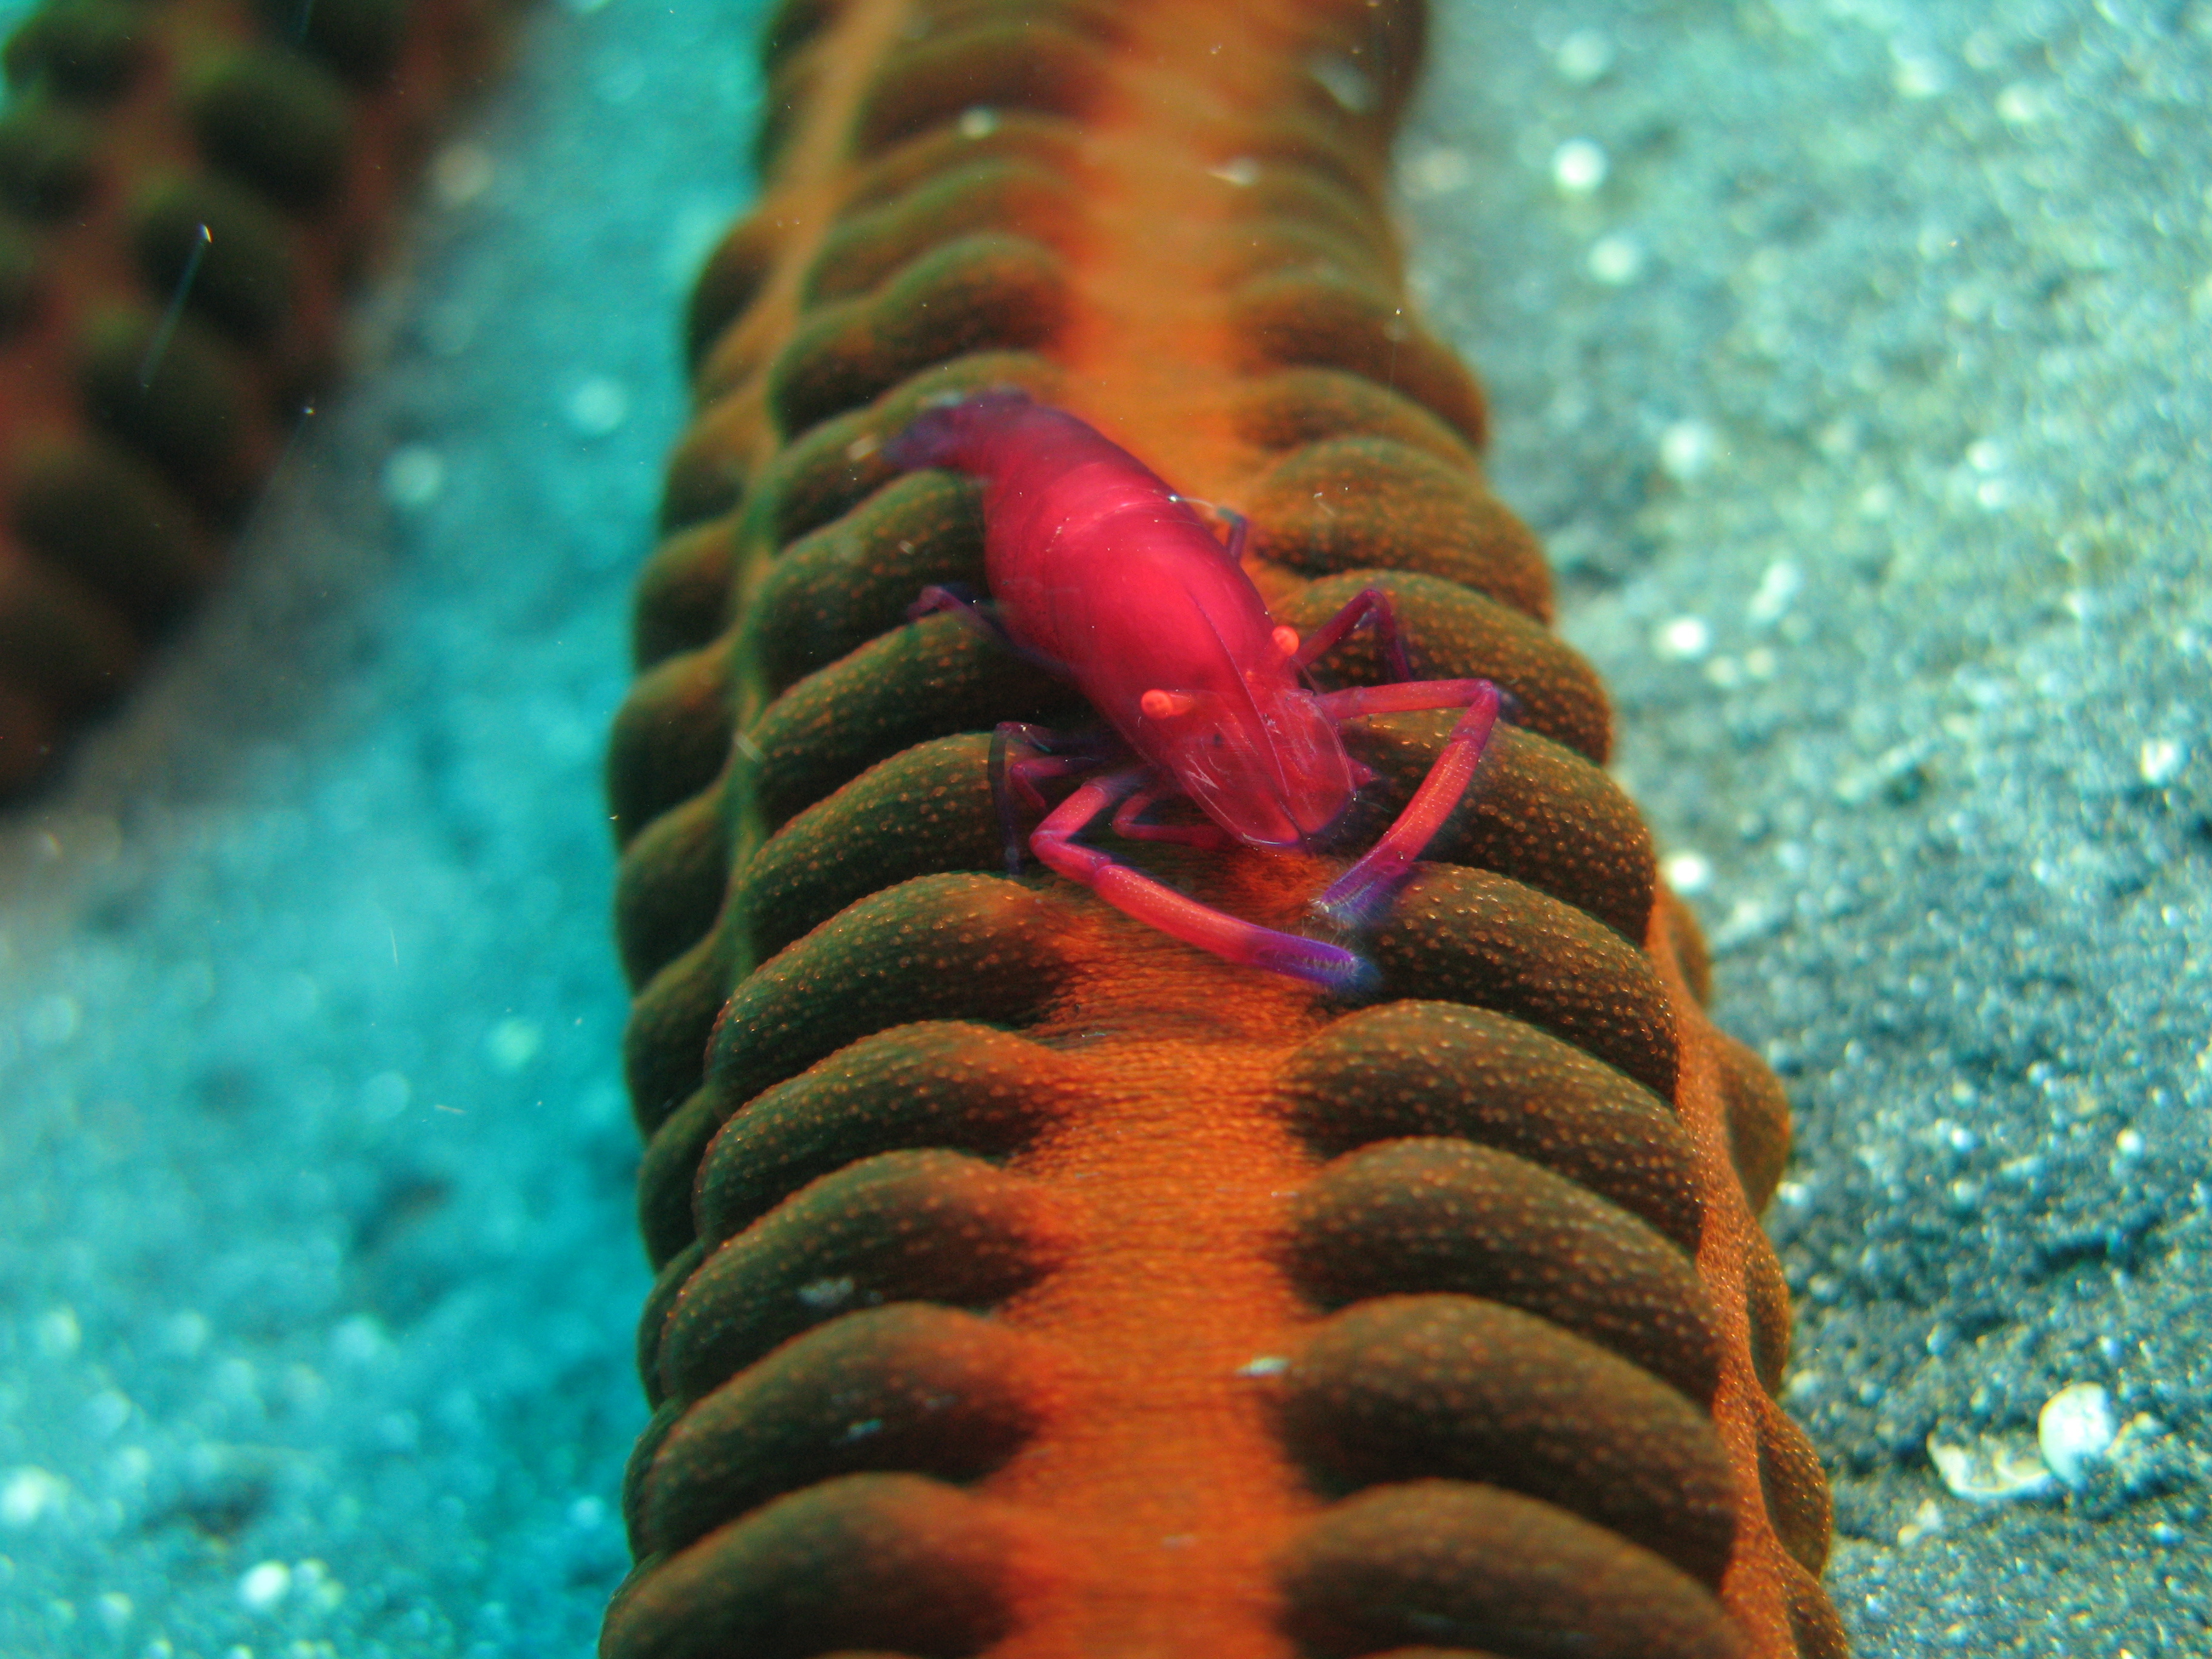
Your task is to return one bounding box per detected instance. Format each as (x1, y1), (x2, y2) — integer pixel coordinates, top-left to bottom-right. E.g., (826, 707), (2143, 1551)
(0, 0), (509, 793)
(605, 1), (1849, 1656)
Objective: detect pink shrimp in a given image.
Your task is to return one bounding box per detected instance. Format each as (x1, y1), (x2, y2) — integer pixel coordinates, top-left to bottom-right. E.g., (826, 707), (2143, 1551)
(886, 387), (1501, 994)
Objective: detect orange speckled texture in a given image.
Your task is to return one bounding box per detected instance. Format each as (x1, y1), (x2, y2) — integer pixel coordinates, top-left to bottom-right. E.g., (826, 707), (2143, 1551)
(605, 0), (1848, 1655)
(0, 0), (509, 793)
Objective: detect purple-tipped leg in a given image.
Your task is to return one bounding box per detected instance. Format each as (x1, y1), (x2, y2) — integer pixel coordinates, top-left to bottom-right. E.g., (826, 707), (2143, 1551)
(910, 586), (1065, 673)
(1289, 586), (1416, 682)
(1029, 766), (1375, 995)
(990, 722), (1116, 873)
(1312, 677), (1503, 928)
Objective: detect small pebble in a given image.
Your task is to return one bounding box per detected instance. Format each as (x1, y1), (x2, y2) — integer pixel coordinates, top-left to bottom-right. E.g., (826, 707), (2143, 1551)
(1748, 560), (1802, 622)
(484, 1017), (542, 1072)
(429, 145), (494, 209)
(2138, 739), (2184, 786)
(1552, 138), (1607, 195)
(1927, 1431), (2051, 1501)
(1587, 233), (1644, 284)
(1404, 147), (1472, 196)
(1659, 419), (1717, 480)
(1892, 51), (1946, 99)
(1656, 615), (1712, 660)
(1555, 28), (1614, 84)
(382, 447), (445, 511)
(2038, 1382), (2115, 1489)
(35, 1305), (80, 1355)
(238, 1560), (290, 1612)
(0, 1467), (65, 1526)
(566, 378), (629, 437)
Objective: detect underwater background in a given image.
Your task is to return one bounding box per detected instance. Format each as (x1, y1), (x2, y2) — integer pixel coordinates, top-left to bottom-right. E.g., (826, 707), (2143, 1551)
(0, 0), (2205, 1655)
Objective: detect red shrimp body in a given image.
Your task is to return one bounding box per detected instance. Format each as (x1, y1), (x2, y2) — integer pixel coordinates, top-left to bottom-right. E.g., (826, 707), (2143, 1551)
(888, 390), (1357, 847)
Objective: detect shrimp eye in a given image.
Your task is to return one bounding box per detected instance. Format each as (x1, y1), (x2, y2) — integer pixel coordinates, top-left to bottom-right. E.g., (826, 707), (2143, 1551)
(1140, 689), (1198, 719)
(1271, 625), (1301, 659)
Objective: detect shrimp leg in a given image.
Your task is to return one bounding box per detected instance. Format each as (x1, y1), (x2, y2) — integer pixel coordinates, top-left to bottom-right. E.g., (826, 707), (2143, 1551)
(909, 585), (1067, 674)
(990, 722), (1116, 872)
(1165, 499), (1249, 563)
(1030, 765), (1374, 995)
(1310, 677), (1504, 927)
(1287, 585), (1415, 682)
(1110, 782), (1235, 850)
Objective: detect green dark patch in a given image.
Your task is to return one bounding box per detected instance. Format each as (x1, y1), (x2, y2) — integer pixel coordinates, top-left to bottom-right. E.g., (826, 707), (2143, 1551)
(615, 791), (731, 990)
(1282, 571), (1609, 763)
(0, 105), (95, 219)
(1279, 1481), (1740, 1659)
(691, 1020), (1070, 1241)
(252, 0), (406, 87)
(704, 872), (1075, 1113)
(854, 19), (1108, 158)
(1250, 435), (1550, 622)
(661, 1151), (1062, 1399)
(631, 515), (740, 671)
(736, 735), (1004, 962)
(187, 47), (350, 215)
(1286, 1138), (1720, 1405)
(1367, 866), (1677, 1099)
(599, 1474), (1021, 1659)
(1335, 717), (1651, 943)
(1232, 268), (1486, 445)
(76, 309), (251, 507)
(606, 643), (734, 850)
(740, 611), (1076, 831)
(767, 233), (1070, 437)
(642, 1304), (1048, 1559)
(748, 470), (984, 692)
(4, 1), (142, 102)
(1233, 366), (1473, 466)
(806, 156), (1081, 306)
(1281, 999), (1700, 1252)
(8, 440), (209, 629)
(1282, 1295), (1737, 1587)
(130, 175), (297, 344)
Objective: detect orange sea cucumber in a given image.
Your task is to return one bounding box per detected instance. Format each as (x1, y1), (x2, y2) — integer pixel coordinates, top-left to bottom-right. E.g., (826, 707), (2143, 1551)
(0, 0), (506, 793)
(606, 0), (1849, 1654)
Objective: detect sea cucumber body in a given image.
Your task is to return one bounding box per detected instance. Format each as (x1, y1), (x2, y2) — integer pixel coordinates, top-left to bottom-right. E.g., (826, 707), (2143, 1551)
(605, 1), (1848, 1656)
(0, 0), (508, 791)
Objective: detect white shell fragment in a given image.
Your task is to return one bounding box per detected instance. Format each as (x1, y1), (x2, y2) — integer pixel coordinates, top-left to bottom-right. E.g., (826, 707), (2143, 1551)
(2037, 1382), (2117, 1489)
(1931, 1382), (2164, 1504)
(1926, 1431), (2054, 1502)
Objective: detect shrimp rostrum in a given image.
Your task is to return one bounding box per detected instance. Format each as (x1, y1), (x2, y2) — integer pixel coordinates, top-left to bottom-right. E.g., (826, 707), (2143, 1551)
(885, 388), (1503, 996)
